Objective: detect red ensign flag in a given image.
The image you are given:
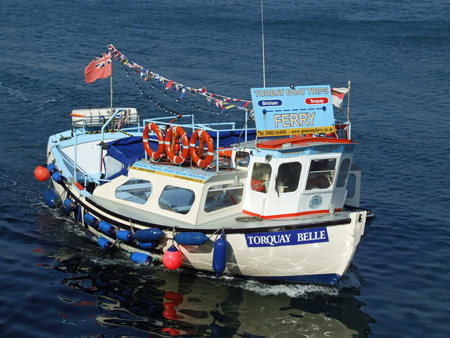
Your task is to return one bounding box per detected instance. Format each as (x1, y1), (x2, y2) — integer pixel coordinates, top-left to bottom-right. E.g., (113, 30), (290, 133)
(84, 51), (112, 83)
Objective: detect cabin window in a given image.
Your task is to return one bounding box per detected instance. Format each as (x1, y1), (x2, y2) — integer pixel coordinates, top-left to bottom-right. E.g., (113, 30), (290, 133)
(306, 159), (337, 190)
(159, 186), (195, 214)
(204, 182), (244, 212)
(235, 151), (250, 167)
(250, 162), (272, 193)
(115, 178), (152, 205)
(336, 159), (351, 188)
(275, 162), (302, 193)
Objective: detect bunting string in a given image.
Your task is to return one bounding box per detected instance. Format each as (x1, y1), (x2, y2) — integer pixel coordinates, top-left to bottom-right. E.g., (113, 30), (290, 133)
(107, 44), (253, 114)
(122, 63), (222, 116)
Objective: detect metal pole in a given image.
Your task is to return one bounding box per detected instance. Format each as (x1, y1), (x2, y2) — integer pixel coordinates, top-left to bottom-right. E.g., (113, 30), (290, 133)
(110, 74), (113, 112)
(347, 80), (351, 123)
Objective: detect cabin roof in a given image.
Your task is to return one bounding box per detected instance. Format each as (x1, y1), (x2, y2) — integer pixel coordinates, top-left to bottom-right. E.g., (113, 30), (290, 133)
(130, 160), (247, 184)
(257, 136), (352, 149)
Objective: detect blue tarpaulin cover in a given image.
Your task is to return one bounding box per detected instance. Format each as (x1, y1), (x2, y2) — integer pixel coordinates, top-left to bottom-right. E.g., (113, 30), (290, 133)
(104, 130), (256, 179)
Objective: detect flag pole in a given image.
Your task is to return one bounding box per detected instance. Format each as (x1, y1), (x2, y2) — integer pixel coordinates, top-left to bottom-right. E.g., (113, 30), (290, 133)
(110, 74), (113, 112)
(347, 80), (351, 123)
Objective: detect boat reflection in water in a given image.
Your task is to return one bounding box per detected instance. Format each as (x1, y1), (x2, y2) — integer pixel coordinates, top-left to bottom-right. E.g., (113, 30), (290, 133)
(47, 245), (373, 338)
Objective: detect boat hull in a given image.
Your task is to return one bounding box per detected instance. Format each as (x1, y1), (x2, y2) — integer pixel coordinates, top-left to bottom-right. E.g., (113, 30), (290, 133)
(49, 177), (367, 286)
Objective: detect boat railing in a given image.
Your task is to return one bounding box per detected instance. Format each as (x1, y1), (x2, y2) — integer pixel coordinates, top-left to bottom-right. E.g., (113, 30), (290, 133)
(334, 119), (352, 140)
(71, 108), (140, 133)
(142, 111), (254, 143)
(57, 109), (143, 186)
(91, 109), (144, 182)
(142, 113), (256, 171)
(142, 115), (238, 133)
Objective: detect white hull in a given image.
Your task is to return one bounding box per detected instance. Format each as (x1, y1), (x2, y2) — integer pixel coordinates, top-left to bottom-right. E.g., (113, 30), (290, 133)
(49, 169), (368, 285)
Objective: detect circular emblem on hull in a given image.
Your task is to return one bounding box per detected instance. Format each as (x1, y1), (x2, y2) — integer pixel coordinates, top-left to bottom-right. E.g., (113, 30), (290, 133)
(309, 195), (323, 209)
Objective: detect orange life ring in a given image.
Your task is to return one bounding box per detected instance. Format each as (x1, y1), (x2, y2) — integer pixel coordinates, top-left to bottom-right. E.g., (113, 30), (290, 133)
(143, 123), (164, 160)
(190, 130), (214, 168)
(165, 126), (189, 164)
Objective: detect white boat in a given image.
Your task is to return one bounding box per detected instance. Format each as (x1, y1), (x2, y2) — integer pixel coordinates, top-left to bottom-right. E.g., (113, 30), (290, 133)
(35, 52), (373, 286)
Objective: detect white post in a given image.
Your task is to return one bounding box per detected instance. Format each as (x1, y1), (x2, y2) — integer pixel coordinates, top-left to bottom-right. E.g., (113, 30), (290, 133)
(347, 80), (351, 123)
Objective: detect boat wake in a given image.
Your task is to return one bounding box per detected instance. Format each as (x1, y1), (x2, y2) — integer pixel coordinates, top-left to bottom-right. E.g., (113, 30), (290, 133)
(233, 279), (340, 297)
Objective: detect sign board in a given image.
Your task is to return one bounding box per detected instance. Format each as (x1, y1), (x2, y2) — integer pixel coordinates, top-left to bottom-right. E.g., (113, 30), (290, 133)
(245, 227), (329, 247)
(250, 85), (335, 137)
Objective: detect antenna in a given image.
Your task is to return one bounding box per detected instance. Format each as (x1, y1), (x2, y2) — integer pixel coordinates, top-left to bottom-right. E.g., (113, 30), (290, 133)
(260, 0), (266, 88)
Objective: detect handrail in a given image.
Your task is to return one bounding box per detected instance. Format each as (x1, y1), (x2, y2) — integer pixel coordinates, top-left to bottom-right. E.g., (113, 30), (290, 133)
(141, 114), (256, 172)
(95, 109), (129, 183)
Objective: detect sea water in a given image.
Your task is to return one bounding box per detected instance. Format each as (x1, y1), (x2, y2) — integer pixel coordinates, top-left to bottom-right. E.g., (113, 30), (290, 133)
(0, 0), (449, 337)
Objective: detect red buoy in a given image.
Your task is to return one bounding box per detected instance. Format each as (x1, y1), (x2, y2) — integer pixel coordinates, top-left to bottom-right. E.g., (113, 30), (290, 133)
(34, 165), (50, 182)
(163, 245), (183, 270)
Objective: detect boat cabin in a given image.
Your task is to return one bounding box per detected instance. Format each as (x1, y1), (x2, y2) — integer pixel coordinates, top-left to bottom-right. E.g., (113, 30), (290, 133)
(91, 160), (248, 228)
(91, 135), (360, 228)
(241, 138), (357, 219)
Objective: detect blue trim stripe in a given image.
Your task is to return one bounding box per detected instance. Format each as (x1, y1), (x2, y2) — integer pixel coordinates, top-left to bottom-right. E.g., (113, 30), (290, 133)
(261, 273), (341, 286)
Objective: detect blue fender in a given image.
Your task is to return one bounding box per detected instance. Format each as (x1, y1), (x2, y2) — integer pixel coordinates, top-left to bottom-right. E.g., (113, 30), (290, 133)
(98, 221), (115, 236)
(47, 163), (58, 175)
(83, 213), (98, 228)
(131, 252), (153, 265)
(51, 172), (66, 184)
(97, 237), (112, 250)
(63, 198), (77, 213)
(174, 232), (209, 245)
(116, 230), (134, 242)
(43, 188), (60, 208)
(134, 228), (163, 243)
(212, 234), (227, 278)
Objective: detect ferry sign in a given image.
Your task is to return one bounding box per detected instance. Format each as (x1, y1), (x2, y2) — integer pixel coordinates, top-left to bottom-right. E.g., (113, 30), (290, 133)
(250, 85), (335, 137)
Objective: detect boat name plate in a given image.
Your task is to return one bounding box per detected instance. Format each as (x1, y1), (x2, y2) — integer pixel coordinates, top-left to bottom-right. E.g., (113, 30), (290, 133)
(245, 227), (329, 247)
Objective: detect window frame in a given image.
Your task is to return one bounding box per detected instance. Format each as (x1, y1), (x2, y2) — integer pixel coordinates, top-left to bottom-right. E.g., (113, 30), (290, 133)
(305, 158), (338, 191)
(250, 162), (272, 194)
(158, 185), (196, 215)
(275, 162), (302, 194)
(114, 178), (153, 205)
(204, 182), (244, 213)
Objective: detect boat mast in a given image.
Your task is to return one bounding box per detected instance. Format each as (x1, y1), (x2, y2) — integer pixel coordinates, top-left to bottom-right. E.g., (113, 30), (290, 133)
(110, 74), (113, 112)
(261, 0), (266, 88)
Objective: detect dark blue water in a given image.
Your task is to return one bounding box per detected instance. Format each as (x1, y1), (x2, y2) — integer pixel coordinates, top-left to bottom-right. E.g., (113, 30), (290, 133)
(1, 0), (449, 337)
